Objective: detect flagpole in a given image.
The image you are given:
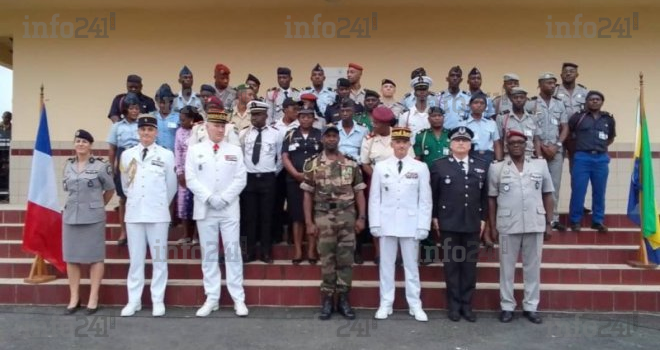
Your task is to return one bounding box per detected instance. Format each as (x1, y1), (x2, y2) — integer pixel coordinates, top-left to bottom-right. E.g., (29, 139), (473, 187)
(24, 84), (58, 284)
(627, 72), (658, 269)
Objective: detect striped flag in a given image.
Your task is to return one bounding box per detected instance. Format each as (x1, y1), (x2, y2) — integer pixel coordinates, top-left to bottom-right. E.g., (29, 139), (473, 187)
(21, 102), (66, 272)
(626, 94), (660, 265)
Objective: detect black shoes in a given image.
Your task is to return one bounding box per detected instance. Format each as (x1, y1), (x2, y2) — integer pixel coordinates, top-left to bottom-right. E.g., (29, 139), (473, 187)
(85, 306), (99, 315)
(461, 309), (477, 322)
(569, 223), (581, 232)
(499, 310), (514, 323)
(117, 238), (128, 246)
(522, 311), (543, 324)
(354, 252), (364, 265)
(447, 310), (461, 322)
(591, 223), (608, 233)
(551, 222), (567, 232)
(260, 253), (273, 264)
(336, 293), (356, 320)
(319, 294), (334, 320)
(64, 301), (81, 315)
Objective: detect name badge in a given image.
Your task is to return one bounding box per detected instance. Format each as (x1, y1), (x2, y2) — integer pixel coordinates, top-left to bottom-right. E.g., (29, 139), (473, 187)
(551, 118), (559, 126)
(405, 172), (418, 179)
(598, 131), (608, 140)
(443, 148), (449, 156)
(524, 129), (533, 137)
(151, 160), (165, 167)
(288, 144), (298, 152)
(225, 155), (238, 162)
(167, 122), (178, 129)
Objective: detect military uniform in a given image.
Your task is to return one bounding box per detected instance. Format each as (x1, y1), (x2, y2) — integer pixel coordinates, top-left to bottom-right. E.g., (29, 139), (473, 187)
(107, 118), (139, 199)
(382, 100), (405, 118)
(324, 99), (365, 124)
(554, 83), (588, 117)
(301, 86), (336, 114)
(398, 105), (430, 143)
(62, 156), (114, 263)
(185, 137), (248, 316)
(526, 94), (568, 224)
(230, 108), (252, 131)
(568, 107), (616, 227)
(301, 151), (366, 293)
(467, 90), (496, 117)
(369, 152), (432, 320)
(266, 87), (300, 124)
(459, 115), (500, 164)
(496, 110), (540, 156)
(337, 120), (368, 161)
(488, 155), (554, 314)
(189, 122), (240, 147)
(493, 94), (513, 115)
(282, 127), (323, 222)
(400, 90), (438, 110)
(413, 128), (450, 168)
(438, 89), (471, 130)
(352, 112), (373, 132)
(215, 87), (237, 109)
(360, 130), (414, 167)
(431, 152), (488, 318)
(120, 129), (177, 316)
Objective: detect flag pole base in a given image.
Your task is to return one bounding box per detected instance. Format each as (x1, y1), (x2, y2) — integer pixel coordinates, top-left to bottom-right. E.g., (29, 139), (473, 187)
(626, 260), (658, 269)
(23, 255), (57, 284)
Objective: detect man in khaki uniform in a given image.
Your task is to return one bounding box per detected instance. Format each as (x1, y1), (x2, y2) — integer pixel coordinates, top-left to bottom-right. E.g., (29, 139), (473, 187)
(493, 73), (520, 114)
(526, 73), (569, 231)
(488, 130), (554, 325)
(496, 87), (541, 157)
(554, 62), (588, 118)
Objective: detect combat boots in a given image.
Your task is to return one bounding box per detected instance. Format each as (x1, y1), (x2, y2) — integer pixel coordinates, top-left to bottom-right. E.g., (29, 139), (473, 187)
(319, 293), (334, 320)
(337, 293), (356, 320)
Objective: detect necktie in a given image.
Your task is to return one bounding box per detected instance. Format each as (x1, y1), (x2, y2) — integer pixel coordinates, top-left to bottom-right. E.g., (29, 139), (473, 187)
(284, 90), (289, 99)
(398, 160), (403, 174)
(142, 148), (148, 161)
(252, 128), (263, 165)
(459, 160), (467, 174)
(213, 143), (219, 154)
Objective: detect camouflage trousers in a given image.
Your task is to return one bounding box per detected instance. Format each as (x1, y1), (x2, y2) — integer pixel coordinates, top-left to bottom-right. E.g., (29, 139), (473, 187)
(315, 210), (356, 294)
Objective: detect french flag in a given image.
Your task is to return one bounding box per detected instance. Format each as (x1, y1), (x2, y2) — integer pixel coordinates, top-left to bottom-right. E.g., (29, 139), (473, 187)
(22, 102), (66, 272)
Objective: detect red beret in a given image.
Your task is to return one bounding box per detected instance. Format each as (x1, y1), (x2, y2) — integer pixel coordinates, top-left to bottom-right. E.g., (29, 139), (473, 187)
(506, 129), (528, 141)
(348, 63), (363, 71)
(300, 93), (317, 101)
(214, 64), (230, 74)
(372, 106), (394, 123)
(206, 96), (224, 109)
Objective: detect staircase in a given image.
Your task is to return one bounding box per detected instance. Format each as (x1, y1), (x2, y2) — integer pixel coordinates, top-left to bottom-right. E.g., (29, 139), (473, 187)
(0, 208), (657, 311)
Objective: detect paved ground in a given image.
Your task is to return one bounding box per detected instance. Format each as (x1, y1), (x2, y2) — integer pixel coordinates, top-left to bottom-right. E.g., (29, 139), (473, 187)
(0, 306), (658, 350)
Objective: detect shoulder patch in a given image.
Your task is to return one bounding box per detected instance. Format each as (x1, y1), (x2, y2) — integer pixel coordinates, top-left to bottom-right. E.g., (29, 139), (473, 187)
(303, 155), (319, 172)
(344, 153), (357, 162)
(403, 92), (412, 98)
(68, 157), (75, 163)
(95, 157), (107, 163)
(552, 95), (561, 100)
(326, 87), (333, 91)
(530, 96), (538, 100)
(292, 88), (300, 92)
(577, 83), (587, 89)
(303, 86), (311, 90)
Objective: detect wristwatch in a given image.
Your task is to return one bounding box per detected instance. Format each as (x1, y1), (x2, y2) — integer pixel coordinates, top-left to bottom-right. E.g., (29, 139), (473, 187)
(358, 215), (366, 220)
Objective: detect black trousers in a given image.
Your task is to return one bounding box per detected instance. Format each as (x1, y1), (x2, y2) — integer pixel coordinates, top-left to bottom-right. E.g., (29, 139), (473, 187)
(441, 230), (480, 313)
(271, 171), (288, 243)
(241, 173), (276, 256)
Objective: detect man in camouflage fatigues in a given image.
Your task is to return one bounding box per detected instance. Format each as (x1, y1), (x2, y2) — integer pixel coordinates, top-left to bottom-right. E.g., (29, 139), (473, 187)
(301, 124), (367, 321)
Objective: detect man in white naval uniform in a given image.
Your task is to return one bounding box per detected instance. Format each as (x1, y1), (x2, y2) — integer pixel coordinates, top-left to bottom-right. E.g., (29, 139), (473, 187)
(120, 115), (177, 317)
(369, 127), (432, 322)
(185, 109), (249, 317)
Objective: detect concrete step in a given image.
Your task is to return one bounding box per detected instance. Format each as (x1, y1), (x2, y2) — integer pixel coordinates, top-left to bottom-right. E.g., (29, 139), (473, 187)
(0, 278), (656, 312)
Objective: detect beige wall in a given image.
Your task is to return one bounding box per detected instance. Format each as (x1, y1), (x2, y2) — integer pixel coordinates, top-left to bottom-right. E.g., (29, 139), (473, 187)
(0, 4), (658, 143)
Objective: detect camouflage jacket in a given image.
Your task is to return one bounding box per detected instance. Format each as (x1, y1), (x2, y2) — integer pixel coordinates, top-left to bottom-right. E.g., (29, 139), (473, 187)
(300, 151), (366, 211)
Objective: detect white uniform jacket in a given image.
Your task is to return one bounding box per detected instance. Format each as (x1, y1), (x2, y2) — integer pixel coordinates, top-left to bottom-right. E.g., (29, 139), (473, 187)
(120, 143), (177, 223)
(369, 155), (432, 237)
(185, 139), (247, 221)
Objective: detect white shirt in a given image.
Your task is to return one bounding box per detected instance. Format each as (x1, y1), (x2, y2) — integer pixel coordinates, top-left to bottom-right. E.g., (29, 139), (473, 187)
(398, 105), (430, 144)
(453, 155), (469, 173)
(239, 125), (283, 173)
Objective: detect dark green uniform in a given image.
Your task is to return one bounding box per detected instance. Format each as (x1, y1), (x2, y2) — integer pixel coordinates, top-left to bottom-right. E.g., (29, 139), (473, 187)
(413, 128), (450, 168)
(353, 112), (373, 132)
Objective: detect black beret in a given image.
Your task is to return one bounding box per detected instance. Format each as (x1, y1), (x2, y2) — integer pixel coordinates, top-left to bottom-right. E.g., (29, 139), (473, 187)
(312, 63), (323, 72)
(74, 129), (94, 143)
(586, 90), (605, 101)
(364, 89), (380, 99)
(156, 83), (176, 101)
(122, 92), (140, 108)
(282, 98), (303, 109)
(246, 73), (261, 85)
(179, 65), (192, 76)
(469, 93), (488, 104)
(468, 67), (481, 76)
(200, 84), (216, 94)
(428, 106), (445, 115)
(277, 67), (292, 76)
(448, 65), (462, 75)
(336, 78), (350, 88)
(340, 98), (355, 109)
(411, 67), (426, 79)
(381, 78), (396, 87)
(126, 74), (142, 83)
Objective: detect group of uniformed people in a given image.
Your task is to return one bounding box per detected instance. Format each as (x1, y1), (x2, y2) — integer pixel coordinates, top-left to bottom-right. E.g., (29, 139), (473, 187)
(60, 61), (616, 321)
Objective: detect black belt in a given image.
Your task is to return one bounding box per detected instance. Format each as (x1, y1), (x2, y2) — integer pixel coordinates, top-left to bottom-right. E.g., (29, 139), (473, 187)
(248, 172), (276, 178)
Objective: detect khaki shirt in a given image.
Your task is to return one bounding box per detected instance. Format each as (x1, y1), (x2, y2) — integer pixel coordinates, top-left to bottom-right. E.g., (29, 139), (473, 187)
(62, 157), (114, 224)
(496, 111), (540, 155)
(525, 96), (568, 145)
(554, 84), (588, 117)
(488, 156), (554, 234)
(359, 130), (414, 166)
(230, 108), (251, 130)
(493, 94), (513, 114)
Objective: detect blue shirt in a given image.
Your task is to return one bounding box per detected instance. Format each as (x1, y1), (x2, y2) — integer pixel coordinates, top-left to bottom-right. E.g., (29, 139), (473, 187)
(467, 91), (496, 118)
(301, 87), (336, 114)
(438, 89), (471, 130)
(106, 118), (139, 149)
(400, 91), (438, 110)
(154, 111), (180, 151)
(337, 120), (368, 161)
(460, 116), (500, 152)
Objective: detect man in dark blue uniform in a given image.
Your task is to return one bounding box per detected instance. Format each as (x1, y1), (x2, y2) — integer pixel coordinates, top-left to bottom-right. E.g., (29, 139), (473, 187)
(431, 126), (488, 322)
(108, 74), (156, 123)
(567, 91), (616, 232)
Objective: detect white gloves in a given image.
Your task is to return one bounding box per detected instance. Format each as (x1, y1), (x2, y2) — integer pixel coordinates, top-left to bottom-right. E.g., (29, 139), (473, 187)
(370, 228), (381, 237)
(415, 229), (429, 241)
(208, 195), (226, 210)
